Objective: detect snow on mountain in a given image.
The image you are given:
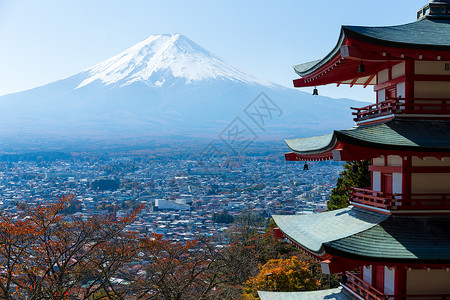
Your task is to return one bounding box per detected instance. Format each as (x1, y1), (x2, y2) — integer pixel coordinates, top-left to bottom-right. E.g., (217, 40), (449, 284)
(77, 33), (274, 88)
(0, 33), (367, 147)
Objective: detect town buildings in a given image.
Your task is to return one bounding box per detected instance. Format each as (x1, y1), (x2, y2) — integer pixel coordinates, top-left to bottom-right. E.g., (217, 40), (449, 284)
(0, 144), (340, 248)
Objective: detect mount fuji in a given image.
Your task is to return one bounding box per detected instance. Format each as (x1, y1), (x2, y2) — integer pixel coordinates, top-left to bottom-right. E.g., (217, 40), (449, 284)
(0, 33), (365, 146)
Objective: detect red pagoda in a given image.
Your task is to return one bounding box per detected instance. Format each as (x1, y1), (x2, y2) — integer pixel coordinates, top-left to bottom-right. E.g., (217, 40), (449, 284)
(261, 1), (450, 299)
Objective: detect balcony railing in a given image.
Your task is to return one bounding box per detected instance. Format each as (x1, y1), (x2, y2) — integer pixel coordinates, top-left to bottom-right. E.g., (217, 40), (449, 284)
(343, 271), (387, 300)
(343, 271), (450, 299)
(350, 187), (450, 211)
(351, 98), (450, 122)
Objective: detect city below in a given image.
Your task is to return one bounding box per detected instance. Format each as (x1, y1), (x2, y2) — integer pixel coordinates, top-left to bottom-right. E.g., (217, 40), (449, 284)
(0, 140), (342, 247)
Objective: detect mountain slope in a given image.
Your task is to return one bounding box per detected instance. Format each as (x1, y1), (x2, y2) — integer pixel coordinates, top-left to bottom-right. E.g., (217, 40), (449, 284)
(77, 34), (273, 88)
(0, 34), (366, 146)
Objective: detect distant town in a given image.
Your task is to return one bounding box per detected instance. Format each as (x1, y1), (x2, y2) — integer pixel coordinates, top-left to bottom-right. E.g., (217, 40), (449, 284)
(0, 141), (342, 247)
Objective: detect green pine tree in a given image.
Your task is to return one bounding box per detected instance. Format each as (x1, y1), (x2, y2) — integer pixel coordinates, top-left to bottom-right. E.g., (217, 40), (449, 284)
(327, 160), (371, 211)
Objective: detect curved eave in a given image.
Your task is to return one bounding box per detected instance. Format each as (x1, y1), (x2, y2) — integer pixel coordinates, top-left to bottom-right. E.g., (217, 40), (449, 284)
(273, 207), (388, 258)
(293, 29), (346, 77)
(292, 18), (450, 88)
(275, 208), (450, 264)
(286, 120), (450, 162)
(285, 133), (339, 161)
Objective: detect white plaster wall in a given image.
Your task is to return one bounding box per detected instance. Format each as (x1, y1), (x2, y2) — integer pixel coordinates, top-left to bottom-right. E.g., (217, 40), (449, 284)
(377, 89), (386, 102)
(363, 265), (372, 285)
(415, 61), (450, 75)
(392, 62), (405, 79)
(396, 81), (405, 99)
(378, 69), (389, 84)
(384, 267), (395, 297)
(412, 156), (450, 167)
(373, 157), (385, 166)
(407, 269), (450, 294)
(373, 171), (381, 192)
(415, 81), (450, 98)
(387, 155), (402, 167)
(411, 173), (450, 193)
(392, 173), (402, 194)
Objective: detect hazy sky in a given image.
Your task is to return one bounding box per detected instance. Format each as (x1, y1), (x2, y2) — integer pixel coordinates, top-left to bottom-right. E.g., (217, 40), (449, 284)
(0, 0), (426, 101)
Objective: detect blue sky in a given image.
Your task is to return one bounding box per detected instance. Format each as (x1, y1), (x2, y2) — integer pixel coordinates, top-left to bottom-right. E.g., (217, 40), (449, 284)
(0, 0), (426, 101)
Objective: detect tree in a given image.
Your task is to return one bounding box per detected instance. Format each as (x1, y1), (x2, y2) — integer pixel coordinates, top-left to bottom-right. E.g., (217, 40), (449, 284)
(0, 195), (141, 299)
(214, 213), (303, 299)
(0, 196), (229, 299)
(242, 256), (320, 299)
(91, 179), (120, 191)
(131, 234), (220, 300)
(212, 210), (234, 224)
(327, 160), (371, 211)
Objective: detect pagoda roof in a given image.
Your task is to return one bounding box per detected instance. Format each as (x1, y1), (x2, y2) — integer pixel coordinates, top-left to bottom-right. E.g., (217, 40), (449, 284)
(258, 288), (352, 300)
(344, 18), (450, 51)
(273, 207), (387, 256)
(285, 119), (450, 161)
(274, 207), (450, 263)
(293, 17), (450, 87)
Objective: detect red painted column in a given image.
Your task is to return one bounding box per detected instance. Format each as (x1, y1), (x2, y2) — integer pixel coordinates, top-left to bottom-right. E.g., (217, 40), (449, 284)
(371, 159), (374, 190)
(394, 266), (407, 300)
(375, 265), (385, 293)
(402, 155), (412, 195)
(405, 60), (415, 107)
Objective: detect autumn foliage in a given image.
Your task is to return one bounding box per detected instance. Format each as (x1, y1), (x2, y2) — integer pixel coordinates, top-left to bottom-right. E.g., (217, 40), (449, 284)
(242, 256), (320, 299)
(0, 195), (223, 299)
(0, 197), (326, 299)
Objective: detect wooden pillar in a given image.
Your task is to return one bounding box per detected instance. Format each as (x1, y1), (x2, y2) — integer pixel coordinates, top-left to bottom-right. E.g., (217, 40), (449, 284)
(375, 265), (385, 293)
(402, 155), (412, 195)
(405, 60), (415, 105)
(394, 266), (407, 300)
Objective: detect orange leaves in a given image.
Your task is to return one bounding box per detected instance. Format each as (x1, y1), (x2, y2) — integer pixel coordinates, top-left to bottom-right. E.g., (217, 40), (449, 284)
(242, 256), (320, 299)
(0, 194), (143, 299)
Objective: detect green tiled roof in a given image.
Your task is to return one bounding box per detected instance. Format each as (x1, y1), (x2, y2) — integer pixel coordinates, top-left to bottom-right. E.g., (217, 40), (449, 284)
(338, 119), (450, 151)
(327, 215), (450, 262)
(275, 207), (450, 262)
(273, 207), (387, 254)
(293, 59), (323, 74)
(286, 119), (450, 155)
(285, 133), (335, 154)
(344, 18), (450, 51)
(258, 288), (352, 300)
(294, 17), (450, 76)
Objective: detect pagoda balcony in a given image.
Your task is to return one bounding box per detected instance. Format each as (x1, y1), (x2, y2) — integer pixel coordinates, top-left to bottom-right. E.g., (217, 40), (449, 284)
(349, 187), (450, 211)
(351, 98), (450, 122)
(342, 271), (387, 300)
(343, 271), (450, 299)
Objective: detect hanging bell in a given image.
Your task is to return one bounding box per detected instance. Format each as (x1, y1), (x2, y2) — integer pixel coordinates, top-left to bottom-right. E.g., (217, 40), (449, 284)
(358, 60), (366, 73)
(303, 162), (309, 170)
(312, 87), (318, 96)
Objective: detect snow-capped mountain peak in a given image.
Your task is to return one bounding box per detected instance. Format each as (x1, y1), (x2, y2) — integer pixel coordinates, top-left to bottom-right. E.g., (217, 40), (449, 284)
(77, 33), (273, 88)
